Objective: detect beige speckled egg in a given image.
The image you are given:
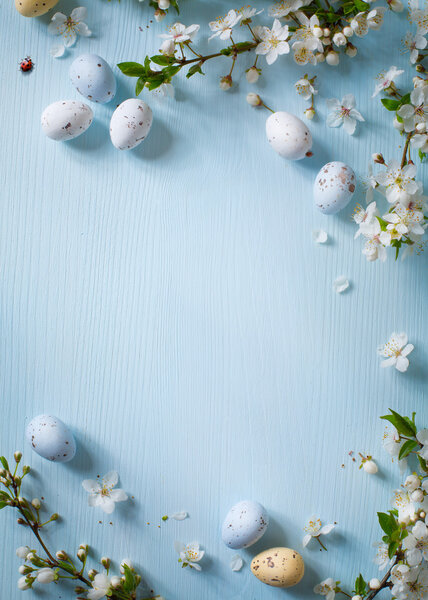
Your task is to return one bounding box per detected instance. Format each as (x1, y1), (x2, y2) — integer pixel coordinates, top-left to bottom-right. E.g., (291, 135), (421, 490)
(15, 0), (59, 17)
(266, 112), (312, 160)
(314, 161), (356, 215)
(251, 547), (304, 588)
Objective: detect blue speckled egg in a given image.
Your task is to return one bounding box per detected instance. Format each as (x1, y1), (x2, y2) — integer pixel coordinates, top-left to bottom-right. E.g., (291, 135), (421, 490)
(314, 161), (356, 215)
(26, 415), (76, 463)
(222, 500), (269, 549)
(70, 54), (116, 104)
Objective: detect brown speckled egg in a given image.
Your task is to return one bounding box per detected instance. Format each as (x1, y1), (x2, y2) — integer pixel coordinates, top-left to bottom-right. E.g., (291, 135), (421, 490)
(314, 161), (356, 215)
(15, 0), (59, 17)
(251, 547), (305, 588)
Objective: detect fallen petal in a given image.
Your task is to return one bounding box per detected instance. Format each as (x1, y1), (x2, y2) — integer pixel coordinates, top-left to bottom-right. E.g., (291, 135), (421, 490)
(230, 554), (244, 571)
(333, 276), (349, 294)
(50, 44), (65, 58)
(312, 229), (328, 244)
(171, 511), (188, 521)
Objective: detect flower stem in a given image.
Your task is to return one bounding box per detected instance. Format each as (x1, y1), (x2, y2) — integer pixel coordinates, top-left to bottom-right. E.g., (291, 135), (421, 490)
(401, 132), (413, 168)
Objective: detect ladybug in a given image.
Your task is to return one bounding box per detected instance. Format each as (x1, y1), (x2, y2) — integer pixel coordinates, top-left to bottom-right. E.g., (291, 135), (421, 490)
(19, 56), (34, 73)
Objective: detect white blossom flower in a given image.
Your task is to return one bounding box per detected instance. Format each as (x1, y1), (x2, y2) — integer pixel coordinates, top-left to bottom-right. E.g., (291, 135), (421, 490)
(209, 10), (242, 41)
(403, 521), (428, 566)
(291, 13), (323, 51)
(237, 6), (263, 21)
(373, 541), (393, 570)
(292, 42), (316, 65)
(378, 333), (414, 372)
(36, 568), (55, 584)
(392, 566), (428, 600)
(269, 0), (302, 18)
(397, 87), (428, 132)
(375, 160), (418, 204)
(303, 517), (335, 547)
(384, 204), (426, 237)
(159, 22), (200, 44)
(17, 576), (30, 590)
(295, 77), (317, 100)
(174, 541), (205, 571)
(403, 32), (427, 64)
(230, 554), (244, 571)
(326, 94), (365, 135)
(372, 66), (404, 97)
(392, 488), (416, 521)
(255, 19), (290, 64)
(405, 474), (421, 492)
(361, 164), (377, 204)
(82, 471), (128, 514)
(150, 82), (175, 100)
(361, 219), (390, 262)
(417, 430), (428, 461)
(354, 202), (379, 238)
(314, 578), (336, 600)
(87, 573), (111, 600)
(350, 12), (369, 37)
(48, 7), (91, 52)
(367, 7), (386, 30)
(409, 0), (428, 35)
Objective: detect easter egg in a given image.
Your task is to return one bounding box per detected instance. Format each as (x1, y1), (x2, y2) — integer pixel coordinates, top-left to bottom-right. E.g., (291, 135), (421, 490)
(26, 415), (76, 463)
(109, 99), (153, 151)
(221, 500), (269, 549)
(41, 100), (93, 141)
(251, 547), (305, 588)
(314, 161), (356, 215)
(70, 54), (116, 104)
(266, 112), (312, 160)
(15, 0), (59, 17)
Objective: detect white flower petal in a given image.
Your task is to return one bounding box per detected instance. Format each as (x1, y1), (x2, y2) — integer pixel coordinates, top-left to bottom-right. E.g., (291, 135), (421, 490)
(230, 554), (244, 571)
(171, 511), (188, 521)
(312, 229), (328, 244)
(333, 276), (349, 294)
(49, 44), (65, 58)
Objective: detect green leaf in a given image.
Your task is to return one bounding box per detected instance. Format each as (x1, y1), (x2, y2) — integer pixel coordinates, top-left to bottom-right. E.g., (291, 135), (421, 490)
(151, 55), (174, 66)
(388, 541), (399, 558)
(117, 62), (146, 76)
(186, 63), (205, 78)
(0, 501), (8, 510)
(381, 98), (400, 111)
(135, 77), (146, 96)
(419, 150), (427, 163)
(418, 454), (428, 473)
(398, 93), (411, 108)
(377, 511), (397, 536)
(354, 574), (367, 595)
(0, 457), (9, 471)
(380, 409), (417, 438)
(122, 564), (135, 592)
(399, 440), (419, 460)
(355, 0), (370, 9)
(163, 65), (181, 79)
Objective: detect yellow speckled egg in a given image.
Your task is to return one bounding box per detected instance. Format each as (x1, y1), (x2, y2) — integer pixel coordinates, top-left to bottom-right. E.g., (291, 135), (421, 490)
(15, 0), (59, 17)
(251, 547), (304, 588)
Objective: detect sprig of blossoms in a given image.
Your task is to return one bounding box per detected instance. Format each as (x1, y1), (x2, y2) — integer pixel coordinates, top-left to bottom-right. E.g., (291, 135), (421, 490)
(314, 409), (428, 600)
(0, 455), (161, 600)
(118, 0), (396, 96)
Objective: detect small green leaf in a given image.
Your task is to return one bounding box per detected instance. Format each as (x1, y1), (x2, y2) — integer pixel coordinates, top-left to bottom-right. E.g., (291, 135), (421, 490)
(151, 55), (174, 66)
(186, 63), (205, 78)
(381, 98), (400, 111)
(0, 501), (8, 510)
(117, 62), (146, 76)
(122, 564), (135, 592)
(354, 0), (370, 9)
(397, 93), (411, 108)
(354, 574), (367, 595)
(399, 439), (419, 460)
(388, 541), (399, 558)
(418, 454), (428, 473)
(378, 511), (397, 536)
(0, 457), (9, 471)
(419, 150), (427, 163)
(380, 409), (417, 438)
(135, 77), (146, 96)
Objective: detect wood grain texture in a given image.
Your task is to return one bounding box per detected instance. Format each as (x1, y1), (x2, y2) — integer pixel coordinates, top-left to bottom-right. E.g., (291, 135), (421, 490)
(0, 1), (427, 599)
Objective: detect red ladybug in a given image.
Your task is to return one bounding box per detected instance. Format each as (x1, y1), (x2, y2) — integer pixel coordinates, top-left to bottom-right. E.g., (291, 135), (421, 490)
(19, 57), (34, 72)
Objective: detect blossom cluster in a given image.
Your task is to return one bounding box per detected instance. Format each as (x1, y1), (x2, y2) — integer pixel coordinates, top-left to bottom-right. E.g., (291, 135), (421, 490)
(315, 410), (428, 600)
(118, 0), (398, 97)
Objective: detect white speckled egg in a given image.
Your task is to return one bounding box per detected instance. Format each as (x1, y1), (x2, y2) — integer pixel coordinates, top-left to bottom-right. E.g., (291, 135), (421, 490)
(314, 161), (356, 214)
(15, 0), (59, 17)
(222, 500), (269, 549)
(251, 547), (305, 588)
(70, 54), (116, 104)
(266, 112), (312, 160)
(109, 99), (153, 150)
(26, 415), (76, 463)
(41, 100), (93, 141)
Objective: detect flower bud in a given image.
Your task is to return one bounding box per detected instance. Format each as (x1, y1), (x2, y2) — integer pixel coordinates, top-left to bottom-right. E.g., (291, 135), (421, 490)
(88, 569), (98, 580)
(304, 107), (316, 120)
(316, 53), (326, 63)
(154, 8), (166, 22)
(50, 513), (59, 521)
(363, 459), (378, 474)
(159, 39), (175, 56)
(101, 557), (111, 569)
(420, 511), (426, 519)
(17, 518), (26, 525)
(416, 122), (426, 133)
(158, 0), (170, 8)
(345, 44), (357, 57)
(246, 93), (262, 106)
(323, 27), (331, 36)
(398, 514), (411, 525)
(333, 32), (347, 47)
(18, 576), (31, 590)
(219, 75), (232, 91)
(387, 0), (404, 11)
(412, 489), (424, 503)
(372, 153), (385, 164)
(352, 596), (362, 600)
(77, 549), (86, 562)
(14, 452), (22, 463)
(393, 117), (404, 131)
(0, 468), (6, 477)
(16, 546), (31, 560)
(56, 550), (68, 560)
(313, 26), (323, 38)
(246, 66), (260, 84)
(369, 578), (381, 590)
(31, 498), (41, 510)
(111, 576), (122, 588)
(120, 559), (133, 574)
(22, 466), (31, 475)
(343, 26), (353, 37)
(75, 587), (86, 594)
(405, 474), (420, 491)
(326, 51), (339, 66)
(416, 63), (426, 73)
(36, 568), (55, 584)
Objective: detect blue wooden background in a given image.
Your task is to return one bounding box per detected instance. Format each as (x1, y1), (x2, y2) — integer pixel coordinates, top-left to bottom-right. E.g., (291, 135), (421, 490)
(1, 1), (427, 599)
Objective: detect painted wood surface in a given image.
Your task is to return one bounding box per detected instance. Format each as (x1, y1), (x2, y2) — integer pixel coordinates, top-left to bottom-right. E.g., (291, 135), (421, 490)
(0, 1), (427, 599)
